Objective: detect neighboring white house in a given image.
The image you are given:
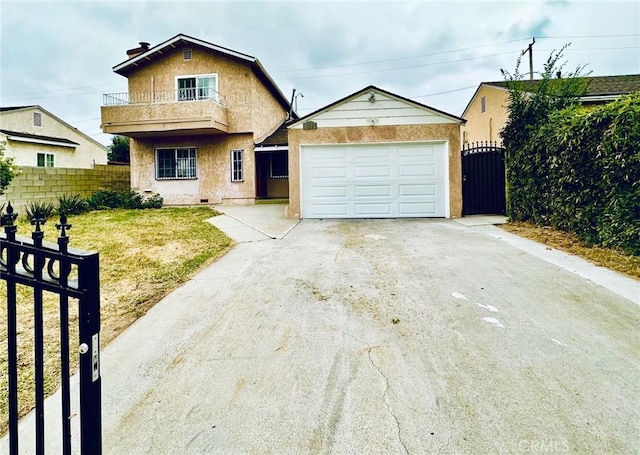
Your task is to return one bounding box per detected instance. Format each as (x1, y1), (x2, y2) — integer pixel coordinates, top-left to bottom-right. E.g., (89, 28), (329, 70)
(0, 105), (108, 169)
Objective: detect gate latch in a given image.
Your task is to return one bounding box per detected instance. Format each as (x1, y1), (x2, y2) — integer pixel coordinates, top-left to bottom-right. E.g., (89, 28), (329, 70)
(91, 333), (100, 382)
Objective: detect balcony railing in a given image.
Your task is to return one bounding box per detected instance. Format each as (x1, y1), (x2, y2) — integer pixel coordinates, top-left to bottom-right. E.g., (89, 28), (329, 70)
(103, 88), (226, 106)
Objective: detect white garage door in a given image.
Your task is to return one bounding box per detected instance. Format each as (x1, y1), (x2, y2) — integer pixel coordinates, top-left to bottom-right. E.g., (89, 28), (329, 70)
(300, 142), (448, 218)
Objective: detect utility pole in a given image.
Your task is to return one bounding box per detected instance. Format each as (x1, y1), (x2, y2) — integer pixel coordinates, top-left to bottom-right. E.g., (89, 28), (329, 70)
(521, 37), (535, 80)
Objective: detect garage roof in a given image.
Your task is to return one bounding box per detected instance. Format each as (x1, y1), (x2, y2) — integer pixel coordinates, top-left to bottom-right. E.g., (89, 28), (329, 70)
(289, 85), (466, 128)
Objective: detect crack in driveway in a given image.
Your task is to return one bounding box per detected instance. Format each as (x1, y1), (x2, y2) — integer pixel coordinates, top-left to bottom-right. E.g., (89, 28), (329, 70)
(366, 345), (409, 455)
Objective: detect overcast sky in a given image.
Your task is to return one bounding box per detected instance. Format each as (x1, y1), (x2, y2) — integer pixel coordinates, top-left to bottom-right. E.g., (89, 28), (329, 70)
(1, 0), (638, 146)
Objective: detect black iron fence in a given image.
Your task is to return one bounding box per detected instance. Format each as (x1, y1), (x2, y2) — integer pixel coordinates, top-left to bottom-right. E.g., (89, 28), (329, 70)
(1, 203), (101, 455)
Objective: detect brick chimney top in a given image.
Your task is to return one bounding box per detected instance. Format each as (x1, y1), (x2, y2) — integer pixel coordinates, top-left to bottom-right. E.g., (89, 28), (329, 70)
(126, 42), (151, 59)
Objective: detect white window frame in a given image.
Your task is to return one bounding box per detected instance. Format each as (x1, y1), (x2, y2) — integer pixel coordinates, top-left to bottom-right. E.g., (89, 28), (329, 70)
(37, 152), (54, 167)
(175, 74), (218, 102)
(33, 112), (42, 127)
(230, 149), (243, 182)
(155, 147), (197, 180)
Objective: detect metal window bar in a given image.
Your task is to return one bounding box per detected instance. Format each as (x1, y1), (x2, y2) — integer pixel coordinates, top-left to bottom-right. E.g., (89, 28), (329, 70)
(1, 203), (102, 455)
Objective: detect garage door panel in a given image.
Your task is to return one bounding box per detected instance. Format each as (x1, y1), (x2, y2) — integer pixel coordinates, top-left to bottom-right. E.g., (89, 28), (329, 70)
(355, 203), (392, 216)
(312, 204), (348, 217)
(398, 184), (436, 196)
(312, 167), (347, 179)
(301, 142), (447, 218)
(399, 202), (438, 216)
(355, 185), (392, 197)
(399, 164), (436, 177)
(312, 186), (347, 198)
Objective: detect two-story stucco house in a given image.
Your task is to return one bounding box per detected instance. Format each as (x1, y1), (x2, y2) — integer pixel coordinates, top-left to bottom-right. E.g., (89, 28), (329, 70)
(101, 34), (294, 206)
(1, 105), (108, 169)
(462, 74), (640, 144)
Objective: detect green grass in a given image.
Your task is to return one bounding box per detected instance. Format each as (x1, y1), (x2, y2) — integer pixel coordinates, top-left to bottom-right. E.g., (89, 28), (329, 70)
(0, 207), (232, 435)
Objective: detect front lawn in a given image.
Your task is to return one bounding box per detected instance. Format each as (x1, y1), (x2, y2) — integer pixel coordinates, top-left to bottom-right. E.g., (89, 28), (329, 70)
(0, 207), (232, 435)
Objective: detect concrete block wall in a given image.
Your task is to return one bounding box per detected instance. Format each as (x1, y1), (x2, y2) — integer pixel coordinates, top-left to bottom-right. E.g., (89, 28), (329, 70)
(0, 165), (130, 213)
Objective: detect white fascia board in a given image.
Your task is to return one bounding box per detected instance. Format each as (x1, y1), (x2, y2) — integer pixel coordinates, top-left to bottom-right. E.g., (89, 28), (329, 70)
(254, 145), (288, 152)
(6, 135), (77, 148)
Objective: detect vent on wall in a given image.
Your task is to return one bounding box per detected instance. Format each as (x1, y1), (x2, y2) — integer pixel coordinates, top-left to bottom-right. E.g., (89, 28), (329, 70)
(183, 48), (192, 60)
(33, 112), (42, 127)
(303, 121), (317, 130)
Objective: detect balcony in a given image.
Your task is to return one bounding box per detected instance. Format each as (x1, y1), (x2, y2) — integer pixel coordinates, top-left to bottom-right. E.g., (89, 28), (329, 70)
(101, 89), (229, 137)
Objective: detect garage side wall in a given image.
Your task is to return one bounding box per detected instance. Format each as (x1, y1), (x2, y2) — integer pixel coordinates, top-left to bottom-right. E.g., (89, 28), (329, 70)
(287, 124), (462, 219)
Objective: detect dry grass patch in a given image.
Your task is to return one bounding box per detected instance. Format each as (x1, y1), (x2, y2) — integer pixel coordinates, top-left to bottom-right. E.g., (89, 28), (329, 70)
(500, 221), (640, 280)
(0, 207), (231, 435)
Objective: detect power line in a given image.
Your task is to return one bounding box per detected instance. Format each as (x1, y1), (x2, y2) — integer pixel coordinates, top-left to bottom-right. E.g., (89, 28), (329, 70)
(272, 38), (530, 73)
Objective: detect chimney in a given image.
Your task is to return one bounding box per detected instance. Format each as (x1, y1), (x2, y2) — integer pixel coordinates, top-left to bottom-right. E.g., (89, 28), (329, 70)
(556, 71), (562, 79)
(126, 42), (150, 59)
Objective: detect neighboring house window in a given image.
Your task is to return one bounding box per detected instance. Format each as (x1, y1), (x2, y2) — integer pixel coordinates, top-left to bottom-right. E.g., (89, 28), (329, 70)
(183, 48), (192, 60)
(33, 112), (42, 127)
(270, 152), (288, 179)
(231, 149), (243, 182)
(176, 74), (218, 101)
(481, 96), (486, 113)
(37, 152), (54, 167)
(156, 147), (197, 180)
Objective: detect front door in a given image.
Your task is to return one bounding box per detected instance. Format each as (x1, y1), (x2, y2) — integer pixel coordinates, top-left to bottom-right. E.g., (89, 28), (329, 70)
(256, 152), (270, 199)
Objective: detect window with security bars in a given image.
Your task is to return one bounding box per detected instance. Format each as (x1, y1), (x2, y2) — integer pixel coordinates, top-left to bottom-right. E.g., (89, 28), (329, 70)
(231, 149), (243, 182)
(156, 148), (197, 179)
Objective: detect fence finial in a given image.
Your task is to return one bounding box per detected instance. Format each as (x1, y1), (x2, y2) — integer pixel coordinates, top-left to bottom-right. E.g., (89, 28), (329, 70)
(2, 202), (17, 227)
(56, 214), (72, 238)
(31, 217), (46, 232)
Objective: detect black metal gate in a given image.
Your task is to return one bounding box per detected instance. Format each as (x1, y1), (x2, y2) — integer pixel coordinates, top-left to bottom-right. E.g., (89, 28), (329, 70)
(1, 203), (101, 455)
(461, 141), (506, 216)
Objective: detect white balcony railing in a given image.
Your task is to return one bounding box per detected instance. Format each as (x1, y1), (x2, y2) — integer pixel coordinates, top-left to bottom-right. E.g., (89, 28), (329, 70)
(103, 88), (226, 106)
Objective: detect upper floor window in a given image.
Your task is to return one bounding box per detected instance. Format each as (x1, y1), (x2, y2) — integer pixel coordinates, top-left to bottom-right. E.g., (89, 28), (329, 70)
(183, 48), (192, 60)
(176, 74), (218, 102)
(156, 147), (197, 180)
(33, 112), (42, 127)
(480, 96), (486, 114)
(37, 152), (54, 167)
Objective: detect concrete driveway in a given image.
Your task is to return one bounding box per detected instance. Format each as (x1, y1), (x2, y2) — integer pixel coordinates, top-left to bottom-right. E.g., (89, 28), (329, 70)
(5, 215), (640, 454)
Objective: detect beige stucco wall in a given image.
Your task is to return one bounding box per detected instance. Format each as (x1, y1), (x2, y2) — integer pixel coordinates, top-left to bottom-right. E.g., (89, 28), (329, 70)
(125, 46), (287, 140)
(130, 134), (256, 205)
(462, 85), (510, 144)
(1, 108), (108, 168)
(287, 124), (462, 219)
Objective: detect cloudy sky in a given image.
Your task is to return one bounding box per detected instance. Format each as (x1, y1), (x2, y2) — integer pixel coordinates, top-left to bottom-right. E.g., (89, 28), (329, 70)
(1, 0), (638, 146)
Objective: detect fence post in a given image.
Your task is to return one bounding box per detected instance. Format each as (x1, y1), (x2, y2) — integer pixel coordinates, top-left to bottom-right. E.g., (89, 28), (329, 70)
(78, 250), (102, 455)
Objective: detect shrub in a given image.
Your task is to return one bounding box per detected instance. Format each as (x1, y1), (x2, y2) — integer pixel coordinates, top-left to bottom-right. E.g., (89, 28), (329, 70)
(85, 189), (163, 210)
(57, 194), (88, 215)
(141, 193), (163, 209)
(24, 201), (55, 221)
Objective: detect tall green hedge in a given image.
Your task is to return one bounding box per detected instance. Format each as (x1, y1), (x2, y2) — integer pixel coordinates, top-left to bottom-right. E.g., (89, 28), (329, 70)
(505, 93), (640, 255)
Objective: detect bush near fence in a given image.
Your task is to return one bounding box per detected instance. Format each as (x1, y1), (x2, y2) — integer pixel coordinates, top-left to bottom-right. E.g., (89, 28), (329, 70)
(505, 92), (640, 255)
(0, 164), (130, 213)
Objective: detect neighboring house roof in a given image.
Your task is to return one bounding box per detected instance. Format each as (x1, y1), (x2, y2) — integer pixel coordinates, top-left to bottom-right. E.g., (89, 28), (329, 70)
(0, 105), (108, 150)
(112, 33), (295, 116)
(289, 85), (467, 128)
(462, 74), (640, 117)
(255, 121), (289, 149)
(0, 129), (80, 147)
(0, 105), (38, 112)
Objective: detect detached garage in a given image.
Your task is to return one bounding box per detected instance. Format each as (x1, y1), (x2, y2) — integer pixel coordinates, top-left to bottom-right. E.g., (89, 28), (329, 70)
(286, 86), (466, 219)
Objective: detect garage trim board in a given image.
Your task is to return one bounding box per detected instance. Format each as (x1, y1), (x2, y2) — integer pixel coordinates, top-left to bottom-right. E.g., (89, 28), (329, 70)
(300, 141), (449, 219)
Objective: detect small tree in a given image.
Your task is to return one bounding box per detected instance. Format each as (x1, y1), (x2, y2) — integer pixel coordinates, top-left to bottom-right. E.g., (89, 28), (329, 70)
(500, 44), (590, 222)
(0, 141), (20, 195)
(107, 135), (130, 163)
